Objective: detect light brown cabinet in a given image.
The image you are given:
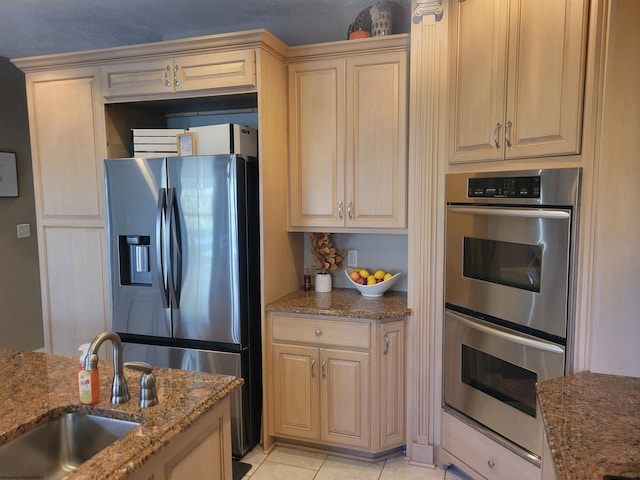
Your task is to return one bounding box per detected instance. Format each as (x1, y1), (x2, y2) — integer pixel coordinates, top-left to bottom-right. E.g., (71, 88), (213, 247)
(441, 411), (540, 480)
(21, 66), (109, 355)
(129, 396), (233, 480)
(447, 0), (588, 164)
(287, 36), (409, 231)
(267, 313), (405, 456)
(102, 50), (256, 98)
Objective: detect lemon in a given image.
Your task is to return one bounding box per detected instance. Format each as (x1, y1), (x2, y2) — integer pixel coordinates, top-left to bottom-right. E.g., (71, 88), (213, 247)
(366, 275), (377, 285)
(374, 270), (386, 280)
(359, 269), (370, 279)
(383, 272), (393, 281)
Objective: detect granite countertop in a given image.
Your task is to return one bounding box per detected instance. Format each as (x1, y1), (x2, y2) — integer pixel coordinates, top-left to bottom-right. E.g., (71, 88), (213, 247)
(0, 348), (243, 479)
(537, 371), (640, 480)
(265, 287), (410, 320)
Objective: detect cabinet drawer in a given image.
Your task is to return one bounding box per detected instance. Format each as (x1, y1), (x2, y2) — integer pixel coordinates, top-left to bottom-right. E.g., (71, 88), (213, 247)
(271, 315), (370, 350)
(441, 411), (540, 480)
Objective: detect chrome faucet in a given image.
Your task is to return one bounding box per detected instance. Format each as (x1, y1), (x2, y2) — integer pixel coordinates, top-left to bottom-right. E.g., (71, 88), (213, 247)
(85, 331), (130, 405)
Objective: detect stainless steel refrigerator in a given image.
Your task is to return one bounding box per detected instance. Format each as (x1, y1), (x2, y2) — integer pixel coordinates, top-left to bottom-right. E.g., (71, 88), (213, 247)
(104, 148), (261, 458)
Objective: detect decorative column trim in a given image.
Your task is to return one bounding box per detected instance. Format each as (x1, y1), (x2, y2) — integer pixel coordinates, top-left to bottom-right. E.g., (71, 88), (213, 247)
(414, 0), (443, 22)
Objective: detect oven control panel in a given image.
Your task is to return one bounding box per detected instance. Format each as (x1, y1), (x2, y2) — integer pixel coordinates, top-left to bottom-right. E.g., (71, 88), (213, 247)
(468, 175), (541, 198)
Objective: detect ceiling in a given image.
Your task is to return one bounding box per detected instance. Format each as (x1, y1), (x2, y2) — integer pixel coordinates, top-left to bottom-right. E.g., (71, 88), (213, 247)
(0, 0), (383, 60)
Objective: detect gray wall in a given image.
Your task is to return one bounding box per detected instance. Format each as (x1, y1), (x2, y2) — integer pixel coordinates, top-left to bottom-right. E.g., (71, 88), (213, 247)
(0, 57), (44, 350)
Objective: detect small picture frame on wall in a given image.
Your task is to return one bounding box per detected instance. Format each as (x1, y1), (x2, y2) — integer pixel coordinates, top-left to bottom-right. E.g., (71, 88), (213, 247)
(0, 152), (18, 197)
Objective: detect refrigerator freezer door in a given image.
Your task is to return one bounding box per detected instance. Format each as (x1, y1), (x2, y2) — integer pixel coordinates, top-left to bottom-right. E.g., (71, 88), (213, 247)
(105, 158), (171, 338)
(167, 156), (245, 346)
(121, 343), (256, 458)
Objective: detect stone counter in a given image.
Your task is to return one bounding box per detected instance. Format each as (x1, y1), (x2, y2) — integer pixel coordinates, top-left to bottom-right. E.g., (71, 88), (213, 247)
(0, 348), (242, 479)
(266, 288), (410, 319)
(537, 371), (640, 480)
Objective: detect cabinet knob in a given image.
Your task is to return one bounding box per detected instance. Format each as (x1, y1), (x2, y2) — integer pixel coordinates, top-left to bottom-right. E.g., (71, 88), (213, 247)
(315, 329), (321, 336)
(487, 460), (495, 468)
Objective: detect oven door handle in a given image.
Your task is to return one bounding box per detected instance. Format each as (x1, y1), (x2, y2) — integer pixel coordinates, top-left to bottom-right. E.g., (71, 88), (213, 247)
(447, 206), (570, 220)
(447, 310), (565, 354)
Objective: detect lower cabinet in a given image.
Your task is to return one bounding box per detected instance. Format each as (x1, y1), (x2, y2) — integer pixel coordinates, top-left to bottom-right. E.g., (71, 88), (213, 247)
(441, 411), (541, 480)
(129, 397), (233, 480)
(267, 314), (405, 457)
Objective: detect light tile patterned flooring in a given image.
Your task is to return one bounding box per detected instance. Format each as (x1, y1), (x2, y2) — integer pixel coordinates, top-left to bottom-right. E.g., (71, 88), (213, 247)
(239, 446), (470, 480)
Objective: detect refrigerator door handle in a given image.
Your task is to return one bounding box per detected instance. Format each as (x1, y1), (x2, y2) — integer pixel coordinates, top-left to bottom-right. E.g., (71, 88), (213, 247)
(155, 188), (170, 308)
(167, 187), (181, 308)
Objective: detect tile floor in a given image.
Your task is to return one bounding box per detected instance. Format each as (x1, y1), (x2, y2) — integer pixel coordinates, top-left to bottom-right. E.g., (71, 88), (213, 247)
(239, 445), (470, 480)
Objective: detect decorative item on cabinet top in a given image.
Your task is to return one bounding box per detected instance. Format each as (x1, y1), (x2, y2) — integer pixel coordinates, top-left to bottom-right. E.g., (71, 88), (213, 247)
(347, 0), (410, 39)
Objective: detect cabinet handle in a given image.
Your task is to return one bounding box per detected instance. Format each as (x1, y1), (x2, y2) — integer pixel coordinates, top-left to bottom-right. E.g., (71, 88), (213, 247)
(493, 122), (501, 149)
(505, 120), (512, 147)
(348, 200), (353, 220)
(383, 333), (389, 355)
(338, 201), (343, 220)
(487, 460), (495, 468)
(174, 64), (181, 88)
(315, 329), (321, 336)
(321, 359), (327, 379)
(311, 358), (316, 378)
(164, 65), (172, 88)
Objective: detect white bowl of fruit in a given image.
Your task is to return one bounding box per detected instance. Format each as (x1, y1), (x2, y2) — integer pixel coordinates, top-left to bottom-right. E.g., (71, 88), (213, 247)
(345, 268), (402, 298)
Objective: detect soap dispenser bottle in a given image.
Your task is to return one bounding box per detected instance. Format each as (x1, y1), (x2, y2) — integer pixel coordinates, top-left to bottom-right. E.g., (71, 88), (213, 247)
(77, 343), (100, 405)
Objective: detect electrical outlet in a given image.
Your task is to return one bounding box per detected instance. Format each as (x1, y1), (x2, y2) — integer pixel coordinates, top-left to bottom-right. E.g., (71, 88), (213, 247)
(347, 249), (358, 267)
(16, 223), (31, 239)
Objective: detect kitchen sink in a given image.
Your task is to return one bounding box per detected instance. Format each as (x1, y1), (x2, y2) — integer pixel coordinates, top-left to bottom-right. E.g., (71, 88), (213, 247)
(0, 412), (139, 479)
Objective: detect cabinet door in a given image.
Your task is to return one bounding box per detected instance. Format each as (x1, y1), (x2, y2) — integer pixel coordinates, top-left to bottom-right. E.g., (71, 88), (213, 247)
(320, 348), (370, 449)
(347, 52), (408, 229)
(288, 59), (346, 229)
(102, 59), (173, 97)
(272, 343), (320, 440)
(448, 0), (508, 164)
(175, 50), (256, 92)
(504, 0), (586, 159)
(379, 321), (405, 450)
(27, 68), (106, 218)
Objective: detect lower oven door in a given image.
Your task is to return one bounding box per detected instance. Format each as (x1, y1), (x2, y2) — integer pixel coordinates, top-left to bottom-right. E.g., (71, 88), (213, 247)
(443, 309), (565, 457)
(445, 204), (572, 339)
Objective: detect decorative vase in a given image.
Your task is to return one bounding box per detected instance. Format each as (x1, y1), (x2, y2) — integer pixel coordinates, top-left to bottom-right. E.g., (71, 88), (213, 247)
(315, 273), (332, 293)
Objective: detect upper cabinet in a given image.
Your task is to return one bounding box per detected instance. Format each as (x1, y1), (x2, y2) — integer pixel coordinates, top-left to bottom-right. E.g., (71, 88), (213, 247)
(448, 0), (588, 164)
(287, 36), (409, 232)
(102, 50), (256, 98)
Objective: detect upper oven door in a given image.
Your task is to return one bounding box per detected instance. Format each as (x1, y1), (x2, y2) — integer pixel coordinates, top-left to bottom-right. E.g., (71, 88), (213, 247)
(445, 205), (572, 339)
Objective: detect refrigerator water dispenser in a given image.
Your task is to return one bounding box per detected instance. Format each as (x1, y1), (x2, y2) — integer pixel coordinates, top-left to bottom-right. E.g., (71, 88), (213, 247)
(119, 235), (151, 286)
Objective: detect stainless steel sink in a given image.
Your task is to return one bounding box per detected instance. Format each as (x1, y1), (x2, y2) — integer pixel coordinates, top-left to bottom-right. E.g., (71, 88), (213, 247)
(0, 412), (139, 479)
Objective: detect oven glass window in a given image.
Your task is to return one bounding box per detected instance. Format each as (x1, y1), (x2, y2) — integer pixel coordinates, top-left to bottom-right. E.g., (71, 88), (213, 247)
(463, 238), (542, 292)
(461, 345), (537, 417)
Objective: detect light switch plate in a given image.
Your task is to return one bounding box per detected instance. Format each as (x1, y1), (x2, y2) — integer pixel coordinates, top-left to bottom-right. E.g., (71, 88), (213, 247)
(17, 223), (30, 239)
(347, 250), (358, 267)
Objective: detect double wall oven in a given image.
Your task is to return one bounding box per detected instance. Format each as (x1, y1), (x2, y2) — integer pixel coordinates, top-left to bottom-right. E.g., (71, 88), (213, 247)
(443, 168), (580, 460)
